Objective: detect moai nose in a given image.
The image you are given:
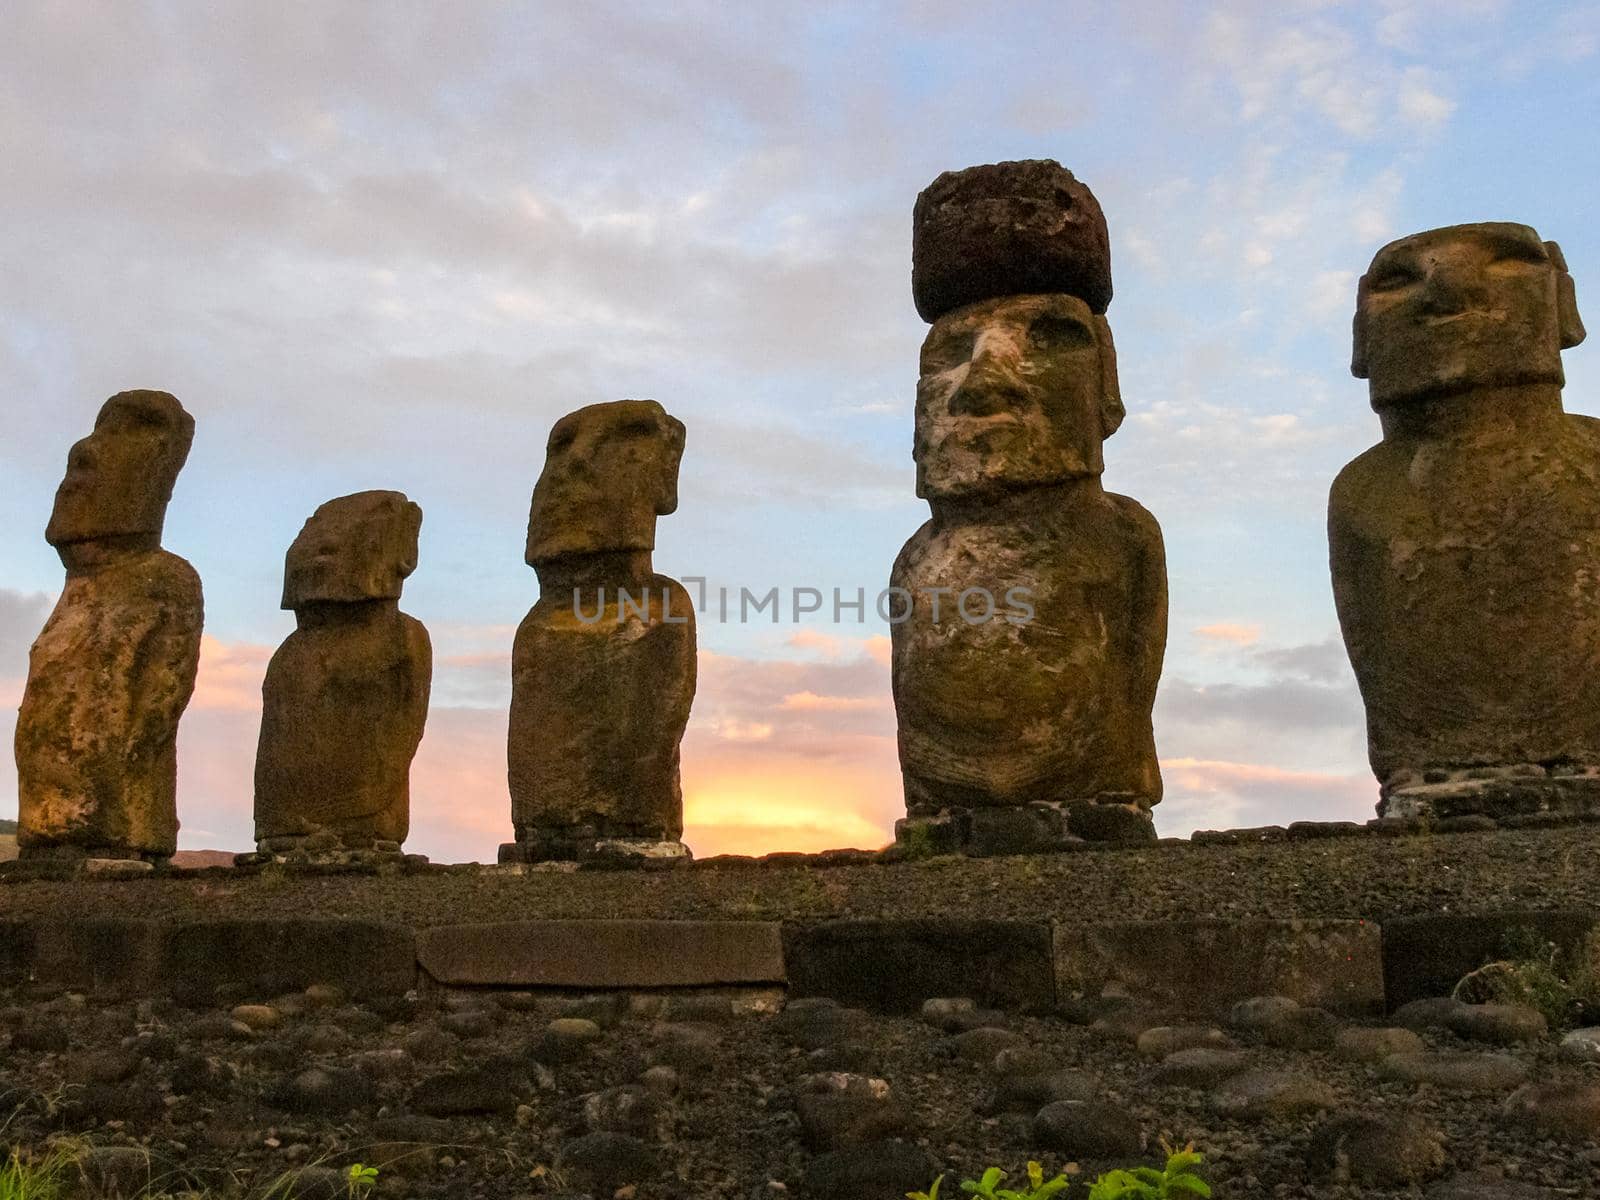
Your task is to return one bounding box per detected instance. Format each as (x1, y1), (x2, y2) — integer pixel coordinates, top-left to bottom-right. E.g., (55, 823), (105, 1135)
(66, 438), (97, 474)
(948, 335), (1023, 417)
(1418, 254), (1487, 318)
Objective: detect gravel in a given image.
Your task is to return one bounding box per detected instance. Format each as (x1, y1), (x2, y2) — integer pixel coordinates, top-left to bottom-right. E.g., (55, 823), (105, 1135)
(3, 824), (1599, 927)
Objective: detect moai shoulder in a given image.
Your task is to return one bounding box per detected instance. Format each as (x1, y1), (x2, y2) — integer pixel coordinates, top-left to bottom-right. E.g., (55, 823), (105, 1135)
(15, 390), (203, 863)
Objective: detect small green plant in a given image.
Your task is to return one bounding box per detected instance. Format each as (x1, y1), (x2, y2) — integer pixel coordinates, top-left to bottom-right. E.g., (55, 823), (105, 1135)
(0, 1147), (69, 1200)
(346, 1163), (379, 1197)
(909, 1161), (1069, 1200)
(1087, 1144), (1210, 1200)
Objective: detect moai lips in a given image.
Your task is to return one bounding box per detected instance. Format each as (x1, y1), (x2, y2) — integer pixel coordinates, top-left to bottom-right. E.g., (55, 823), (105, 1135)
(892, 162), (1168, 855)
(253, 491), (431, 857)
(505, 399), (696, 864)
(15, 390), (203, 862)
(1331, 222), (1600, 821)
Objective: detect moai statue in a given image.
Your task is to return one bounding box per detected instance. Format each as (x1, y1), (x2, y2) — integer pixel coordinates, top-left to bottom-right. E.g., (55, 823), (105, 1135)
(892, 160), (1168, 855)
(1331, 222), (1597, 821)
(503, 399), (696, 863)
(252, 491), (431, 861)
(14, 390), (203, 863)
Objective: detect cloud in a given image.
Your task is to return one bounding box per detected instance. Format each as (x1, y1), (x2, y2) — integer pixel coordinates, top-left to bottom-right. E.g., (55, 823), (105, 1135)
(1193, 622), (1261, 646)
(0, 587), (51, 680)
(1156, 756), (1374, 835)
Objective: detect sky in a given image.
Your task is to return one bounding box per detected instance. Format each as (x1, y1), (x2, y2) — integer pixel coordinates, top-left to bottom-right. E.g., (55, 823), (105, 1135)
(3, 0), (1599, 861)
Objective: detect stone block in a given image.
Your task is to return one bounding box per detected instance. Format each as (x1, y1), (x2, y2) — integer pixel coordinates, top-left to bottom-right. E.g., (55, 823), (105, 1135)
(31, 918), (164, 996)
(415, 920), (784, 988)
(159, 919), (415, 1006)
(1054, 919), (1383, 1016)
(783, 919), (1055, 1014)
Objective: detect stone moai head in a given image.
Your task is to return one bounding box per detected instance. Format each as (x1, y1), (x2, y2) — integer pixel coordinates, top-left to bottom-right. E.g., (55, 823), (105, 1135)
(910, 160), (1122, 500)
(1352, 222), (1587, 410)
(46, 390), (195, 551)
(525, 399), (686, 567)
(282, 490), (423, 609)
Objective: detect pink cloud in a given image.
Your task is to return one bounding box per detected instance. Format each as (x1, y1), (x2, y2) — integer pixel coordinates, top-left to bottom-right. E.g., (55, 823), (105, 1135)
(190, 635), (273, 711)
(1155, 756), (1374, 836)
(1193, 622), (1263, 646)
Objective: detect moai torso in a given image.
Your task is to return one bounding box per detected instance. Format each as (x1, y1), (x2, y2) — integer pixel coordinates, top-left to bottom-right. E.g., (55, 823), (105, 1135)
(509, 565), (695, 845)
(505, 400), (695, 861)
(1330, 223), (1597, 817)
(15, 390), (202, 861)
(893, 162), (1167, 853)
(893, 486), (1164, 811)
(253, 491), (431, 854)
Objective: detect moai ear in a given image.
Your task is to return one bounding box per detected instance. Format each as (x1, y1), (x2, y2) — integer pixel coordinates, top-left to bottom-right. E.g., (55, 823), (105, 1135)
(1547, 241), (1587, 349)
(1351, 275), (1371, 379)
(392, 499), (423, 580)
(655, 414), (686, 516)
(1094, 314), (1125, 439)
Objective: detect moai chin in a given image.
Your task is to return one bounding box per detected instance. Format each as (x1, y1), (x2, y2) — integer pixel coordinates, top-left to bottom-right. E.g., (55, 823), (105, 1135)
(503, 399), (696, 864)
(1330, 222), (1597, 821)
(14, 390), (203, 863)
(252, 491), (431, 861)
(893, 160), (1168, 856)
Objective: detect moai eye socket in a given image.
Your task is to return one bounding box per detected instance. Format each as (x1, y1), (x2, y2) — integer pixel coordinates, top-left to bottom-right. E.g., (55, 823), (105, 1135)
(920, 328), (977, 375)
(1366, 261), (1420, 293)
(1026, 315), (1094, 352)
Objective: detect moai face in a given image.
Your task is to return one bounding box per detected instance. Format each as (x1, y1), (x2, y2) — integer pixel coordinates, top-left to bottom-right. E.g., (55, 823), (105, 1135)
(282, 491), (422, 608)
(1353, 222), (1587, 409)
(526, 399), (686, 566)
(914, 293), (1123, 500)
(46, 390), (195, 549)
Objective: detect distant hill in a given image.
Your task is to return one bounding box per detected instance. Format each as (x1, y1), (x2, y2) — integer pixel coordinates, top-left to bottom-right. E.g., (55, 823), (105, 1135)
(172, 849), (238, 868)
(0, 827), (235, 866)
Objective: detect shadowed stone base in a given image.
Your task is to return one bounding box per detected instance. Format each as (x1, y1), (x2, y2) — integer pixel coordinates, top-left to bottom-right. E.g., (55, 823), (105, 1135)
(235, 832), (421, 869)
(1377, 765), (1600, 822)
(896, 801), (1155, 857)
(499, 831), (691, 867)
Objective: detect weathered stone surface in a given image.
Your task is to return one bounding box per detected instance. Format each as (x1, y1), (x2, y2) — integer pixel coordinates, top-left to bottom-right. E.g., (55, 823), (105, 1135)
(1380, 1051), (1530, 1092)
(1503, 1080), (1600, 1139)
(1056, 920), (1383, 1016)
(1032, 1099), (1142, 1158)
(254, 490), (430, 852)
(1559, 1025), (1600, 1062)
(1306, 1112), (1447, 1186)
(913, 159), (1112, 321)
(1447, 1002), (1547, 1044)
(794, 1072), (908, 1150)
(16, 390), (202, 860)
(1210, 1069), (1338, 1119)
(1331, 223), (1595, 818)
(416, 919), (782, 988)
(1334, 1026), (1425, 1062)
(1381, 911), (1597, 1009)
(783, 919), (1055, 1013)
(801, 1141), (942, 1200)
(1135, 1025), (1232, 1058)
(508, 399), (694, 860)
(1146, 1048), (1251, 1088)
